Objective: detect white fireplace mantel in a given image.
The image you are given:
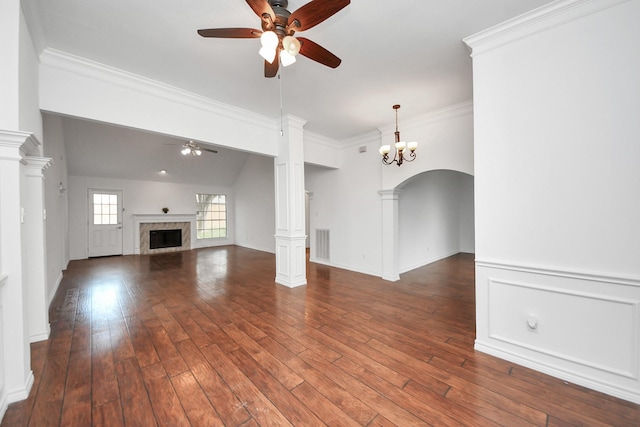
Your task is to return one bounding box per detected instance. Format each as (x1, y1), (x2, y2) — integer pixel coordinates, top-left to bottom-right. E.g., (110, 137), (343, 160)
(132, 214), (197, 254)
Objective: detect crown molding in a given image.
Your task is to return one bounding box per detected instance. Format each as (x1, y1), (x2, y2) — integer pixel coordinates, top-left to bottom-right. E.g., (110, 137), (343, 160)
(304, 131), (342, 149)
(39, 48), (276, 131)
(377, 100), (473, 137)
(341, 130), (383, 149)
(463, 0), (631, 56)
(0, 130), (41, 157)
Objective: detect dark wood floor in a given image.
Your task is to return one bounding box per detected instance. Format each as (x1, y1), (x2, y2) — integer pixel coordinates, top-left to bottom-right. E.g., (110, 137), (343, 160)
(2, 247), (638, 426)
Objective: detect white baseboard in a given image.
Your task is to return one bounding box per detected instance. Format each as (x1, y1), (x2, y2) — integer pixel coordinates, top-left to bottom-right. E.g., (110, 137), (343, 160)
(399, 250), (460, 274)
(0, 371), (34, 423)
(475, 340), (640, 405)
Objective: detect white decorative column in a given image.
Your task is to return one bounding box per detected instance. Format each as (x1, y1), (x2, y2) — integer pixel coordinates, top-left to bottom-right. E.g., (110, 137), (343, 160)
(274, 115), (307, 288)
(0, 131), (37, 406)
(23, 156), (52, 342)
(379, 189), (401, 281)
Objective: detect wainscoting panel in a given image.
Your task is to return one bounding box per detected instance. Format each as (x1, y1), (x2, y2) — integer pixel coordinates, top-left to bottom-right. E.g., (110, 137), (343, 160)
(476, 260), (640, 404)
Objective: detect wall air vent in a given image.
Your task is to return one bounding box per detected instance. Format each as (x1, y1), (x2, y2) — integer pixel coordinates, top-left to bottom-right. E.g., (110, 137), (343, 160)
(316, 229), (330, 261)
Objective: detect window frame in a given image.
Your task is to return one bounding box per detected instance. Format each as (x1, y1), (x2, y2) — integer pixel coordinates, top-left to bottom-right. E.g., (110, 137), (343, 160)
(195, 193), (227, 240)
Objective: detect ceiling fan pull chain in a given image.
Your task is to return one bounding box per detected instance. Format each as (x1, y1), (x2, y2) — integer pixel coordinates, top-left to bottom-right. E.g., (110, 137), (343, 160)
(279, 73), (284, 136)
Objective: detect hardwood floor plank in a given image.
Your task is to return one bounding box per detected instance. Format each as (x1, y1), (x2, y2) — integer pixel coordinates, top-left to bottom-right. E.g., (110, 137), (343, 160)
(221, 323), (304, 390)
(92, 400), (125, 427)
(334, 356), (476, 427)
(151, 303), (190, 343)
(226, 348), (325, 426)
(175, 339), (252, 426)
(259, 335), (377, 425)
(170, 371), (225, 426)
(290, 381), (362, 427)
(140, 362), (191, 426)
(91, 330), (120, 407)
(298, 349), (430, 426)
(146, 325), (188, 377)
(26, 353), (68, 426)
(3, 248), (637, 427)
(115, 357), (158, 426)
(59, 355), (92, 426)
(125, 315), (161, 368)
(200, 344), (295, 426)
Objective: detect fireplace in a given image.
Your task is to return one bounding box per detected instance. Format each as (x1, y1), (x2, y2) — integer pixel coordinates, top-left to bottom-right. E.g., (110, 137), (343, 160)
(133, 214), (196, 255)
(149, 229), (182, 250)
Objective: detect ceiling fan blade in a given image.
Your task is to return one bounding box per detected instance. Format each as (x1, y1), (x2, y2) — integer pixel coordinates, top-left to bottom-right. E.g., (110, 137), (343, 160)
(288, 0), (350, 32)
(197, 28), (261, 38)
(297, 37), (341, 68)
(265, 50), (280, 78)
(202, 147), (218, 154)
(245, 0), (275, 21)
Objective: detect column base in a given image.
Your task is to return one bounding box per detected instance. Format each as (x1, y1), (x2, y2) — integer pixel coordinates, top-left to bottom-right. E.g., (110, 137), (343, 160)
(274, 235), (307, 288)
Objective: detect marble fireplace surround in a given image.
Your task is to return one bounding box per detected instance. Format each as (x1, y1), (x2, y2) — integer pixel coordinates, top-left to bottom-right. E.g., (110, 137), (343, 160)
(133, 214), (197, 255)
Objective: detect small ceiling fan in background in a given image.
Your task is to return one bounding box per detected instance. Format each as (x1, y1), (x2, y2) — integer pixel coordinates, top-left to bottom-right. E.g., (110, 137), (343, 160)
(198, 0), (350, 77)
(180, 140), (217, 156)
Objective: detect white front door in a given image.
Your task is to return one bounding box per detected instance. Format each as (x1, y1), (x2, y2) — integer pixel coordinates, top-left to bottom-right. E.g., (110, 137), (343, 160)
(88, 189), (123, 257)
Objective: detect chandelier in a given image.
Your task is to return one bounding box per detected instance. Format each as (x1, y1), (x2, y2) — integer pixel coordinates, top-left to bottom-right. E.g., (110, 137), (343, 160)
(379, 104), (418, 166)
(181, 140), (202, 156)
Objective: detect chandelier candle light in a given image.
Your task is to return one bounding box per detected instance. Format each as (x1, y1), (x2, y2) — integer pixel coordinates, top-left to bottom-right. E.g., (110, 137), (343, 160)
(380, 104), (418, 166)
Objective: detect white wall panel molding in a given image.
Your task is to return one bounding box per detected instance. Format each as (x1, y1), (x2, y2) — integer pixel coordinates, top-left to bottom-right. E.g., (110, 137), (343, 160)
(476, 262), (640, 404)
(488, 278), (638, 378)
(40, 48), (274, 130)
(463, 0), (631, 55)
(476, 258), (640, 287)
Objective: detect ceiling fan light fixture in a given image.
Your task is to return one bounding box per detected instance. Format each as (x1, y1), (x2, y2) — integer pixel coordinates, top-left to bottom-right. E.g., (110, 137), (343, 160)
(259, 45), (277, 63)
(182, 140), (206, 156)
(281, 50), (296, 67)
(260, 30), (278, 48)
(282, 35), (300, 56)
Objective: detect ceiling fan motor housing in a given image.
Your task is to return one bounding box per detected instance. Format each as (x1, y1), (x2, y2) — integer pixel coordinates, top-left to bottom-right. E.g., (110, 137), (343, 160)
(264, 0), (294, 37)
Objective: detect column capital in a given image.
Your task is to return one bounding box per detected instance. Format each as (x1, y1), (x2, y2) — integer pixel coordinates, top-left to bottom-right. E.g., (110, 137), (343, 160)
(22, 156), (53, 177)
(379, 189), (402, 200)
(0, 130), (41, 159)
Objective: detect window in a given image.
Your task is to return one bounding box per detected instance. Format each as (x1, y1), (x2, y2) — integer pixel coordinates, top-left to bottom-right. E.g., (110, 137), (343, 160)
(196, 193), (227, 239)
(92, 193), (118, 225)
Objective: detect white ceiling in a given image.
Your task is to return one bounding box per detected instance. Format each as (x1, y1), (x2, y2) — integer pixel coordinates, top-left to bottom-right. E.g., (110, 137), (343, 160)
(26, 0), (552, 142)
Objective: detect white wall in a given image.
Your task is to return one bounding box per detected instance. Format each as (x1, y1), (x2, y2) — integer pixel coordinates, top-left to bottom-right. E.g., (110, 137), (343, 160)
(398, 170), (474, 273)
(306, 104), (475, 278)
(305, 134), (385, 276)
(234, 154), (276, 253)
(466, 0), (640, 403)
(42, 115), (69, 305)
(18, 8), (42, 143)
(68, 176), (235, 259)
(39, 49), (279, 158)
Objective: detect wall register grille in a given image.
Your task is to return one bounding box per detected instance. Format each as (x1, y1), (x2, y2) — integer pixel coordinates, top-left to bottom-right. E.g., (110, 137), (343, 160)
(316, 229), (330, 261)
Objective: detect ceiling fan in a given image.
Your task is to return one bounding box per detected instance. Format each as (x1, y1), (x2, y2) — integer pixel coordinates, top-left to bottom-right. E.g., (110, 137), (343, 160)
(181, 140), (217, 156)
(197, 0), (350, 78)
